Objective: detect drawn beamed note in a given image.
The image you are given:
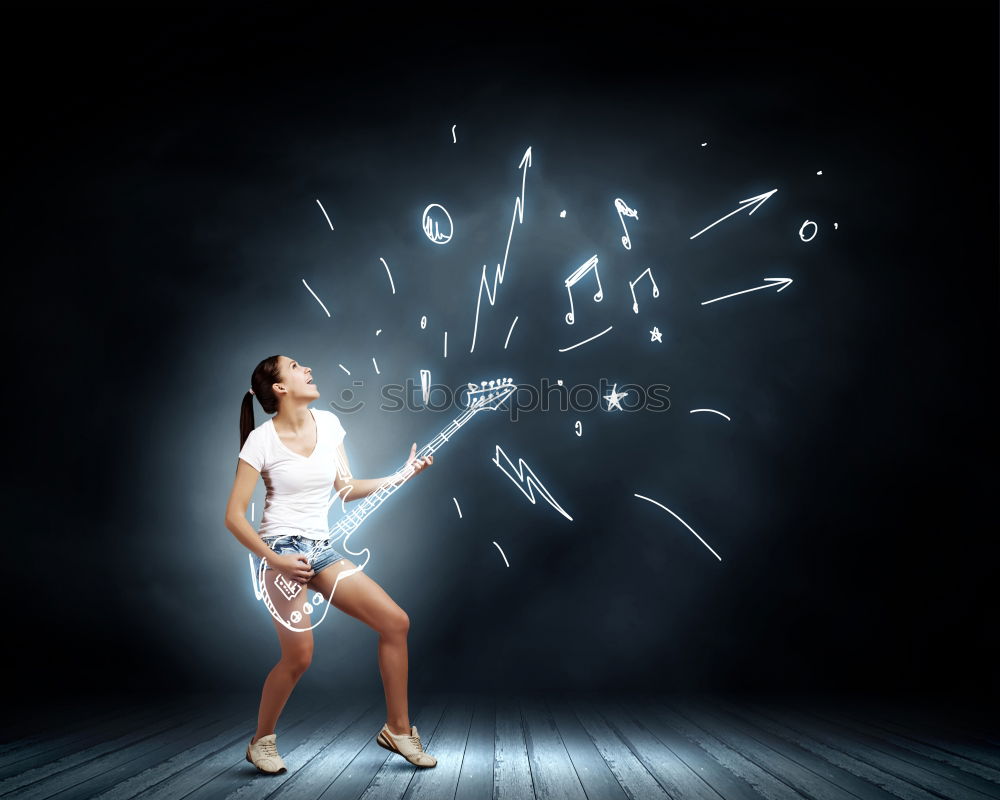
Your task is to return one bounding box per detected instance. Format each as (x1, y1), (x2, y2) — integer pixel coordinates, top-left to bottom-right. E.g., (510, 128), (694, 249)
(564, 254), (603, 325)
(628, 267), (660, 313)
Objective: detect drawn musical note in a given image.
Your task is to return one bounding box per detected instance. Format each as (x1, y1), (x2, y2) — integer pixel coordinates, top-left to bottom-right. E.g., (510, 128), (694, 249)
(564, 255), (603, 325)
(628, 267), (660, 313)
(614, 198), (639, 250)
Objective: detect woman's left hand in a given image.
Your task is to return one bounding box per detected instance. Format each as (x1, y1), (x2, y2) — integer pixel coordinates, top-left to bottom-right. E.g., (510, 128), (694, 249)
(404, 442), (433, 477)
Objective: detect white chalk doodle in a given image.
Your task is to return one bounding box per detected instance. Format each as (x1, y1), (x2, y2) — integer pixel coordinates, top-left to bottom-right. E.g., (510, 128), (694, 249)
(604, 383), (629, 411)
(690, 408), (731, 421)
(628, 267), (660, 313)
(422, 204), (453, 244)
(493, 541), (510, 567)
(634, 493), (722, 561)
(420, 369), (431, 404)
(302, 278), (331, 317)
(452, 124), (457, 143)
(574, 420), (582, 437)
(379, 257), (396, 294)
(470, 147), (533, 353)
(420, 315), (427, 329)
(558, 325), (614, 353)
(564, 254), (603, 324)
(372, 357), (380, 375)
(701, 277), (792, 306)
(453, 496), (463, 518)
(443, 331), (447, 357)
(338, 363), (351, 375)
(614, 197), (639, 249)
(504, 316), (519, 350)
(799, 220), (818, 242)
(315, 198), (334, 230)
(690, 189), (777, 240)
(650, 327), (663, 343)
(492, 444), (573, 521)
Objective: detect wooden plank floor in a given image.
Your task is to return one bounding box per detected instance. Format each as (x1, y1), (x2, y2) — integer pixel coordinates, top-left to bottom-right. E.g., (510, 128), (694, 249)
(0, 692), (996, 800)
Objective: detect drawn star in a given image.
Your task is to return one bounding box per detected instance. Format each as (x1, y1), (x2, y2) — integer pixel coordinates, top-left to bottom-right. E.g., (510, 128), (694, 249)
(649, 326), (662, 343)
(604, 383), (629, 411)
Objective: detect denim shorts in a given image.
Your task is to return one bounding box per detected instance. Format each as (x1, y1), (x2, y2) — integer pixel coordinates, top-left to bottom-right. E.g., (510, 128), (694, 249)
(255, 534), (351, 576)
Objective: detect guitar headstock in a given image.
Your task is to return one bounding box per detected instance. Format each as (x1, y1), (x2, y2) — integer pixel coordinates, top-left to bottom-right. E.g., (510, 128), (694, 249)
(466, 377), (516, 411)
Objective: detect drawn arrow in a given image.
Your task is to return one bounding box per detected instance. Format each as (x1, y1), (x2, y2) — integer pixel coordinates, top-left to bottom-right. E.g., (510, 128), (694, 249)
(689, 188), (777, 240)
(469, 146), (533, 353)
(701, 277), (792, 306)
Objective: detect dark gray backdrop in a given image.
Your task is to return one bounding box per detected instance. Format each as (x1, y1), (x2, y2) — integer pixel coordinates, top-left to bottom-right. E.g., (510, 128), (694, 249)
(6, 4), (996, 712)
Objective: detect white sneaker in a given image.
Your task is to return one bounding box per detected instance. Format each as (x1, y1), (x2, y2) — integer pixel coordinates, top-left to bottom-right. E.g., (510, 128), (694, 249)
(376, 723), (437, 767)
(246, 733), (287, 773)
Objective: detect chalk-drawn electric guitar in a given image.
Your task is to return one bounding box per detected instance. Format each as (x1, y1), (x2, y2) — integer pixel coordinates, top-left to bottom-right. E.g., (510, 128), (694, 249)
(249, 377), (516, 632)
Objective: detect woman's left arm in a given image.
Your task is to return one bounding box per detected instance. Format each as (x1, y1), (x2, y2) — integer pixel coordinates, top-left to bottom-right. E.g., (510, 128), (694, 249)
(334, 442), (433, 503)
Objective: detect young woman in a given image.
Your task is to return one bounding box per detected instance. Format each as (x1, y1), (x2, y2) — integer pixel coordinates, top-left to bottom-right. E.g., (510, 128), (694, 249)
(225, 354), (437, 773)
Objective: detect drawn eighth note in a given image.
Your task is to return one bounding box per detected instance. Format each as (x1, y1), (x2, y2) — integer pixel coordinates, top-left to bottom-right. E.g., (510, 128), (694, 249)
(614, 198), (639, 250)
(564, 255), (603, 325)
(628, 267), (660, 313)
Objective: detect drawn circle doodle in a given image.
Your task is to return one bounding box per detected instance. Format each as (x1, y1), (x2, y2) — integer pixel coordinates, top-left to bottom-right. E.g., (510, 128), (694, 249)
(420, 315), (427, 329)
(422, 203), (453, 244)
(799, 219), (818, 242)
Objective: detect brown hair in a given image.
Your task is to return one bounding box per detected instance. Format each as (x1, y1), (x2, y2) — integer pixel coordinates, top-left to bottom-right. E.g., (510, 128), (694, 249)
(240, 355), (284, 450)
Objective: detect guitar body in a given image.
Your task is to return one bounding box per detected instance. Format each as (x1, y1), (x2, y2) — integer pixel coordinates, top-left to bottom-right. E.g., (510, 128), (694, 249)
(248, 531), (370, 633)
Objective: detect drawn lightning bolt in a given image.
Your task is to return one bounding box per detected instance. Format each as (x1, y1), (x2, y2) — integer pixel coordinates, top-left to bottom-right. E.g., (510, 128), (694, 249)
(491, 443), (573, 521)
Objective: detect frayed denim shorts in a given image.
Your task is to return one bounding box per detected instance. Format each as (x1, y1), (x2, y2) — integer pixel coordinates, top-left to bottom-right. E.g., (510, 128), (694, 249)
(254, 533), (351, 576)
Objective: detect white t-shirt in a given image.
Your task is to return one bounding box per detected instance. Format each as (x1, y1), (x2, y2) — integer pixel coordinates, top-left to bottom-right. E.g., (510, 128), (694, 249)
(238, 407), (349, 540)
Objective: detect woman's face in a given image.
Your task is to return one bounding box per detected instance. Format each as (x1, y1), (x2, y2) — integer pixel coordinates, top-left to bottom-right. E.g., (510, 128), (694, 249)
(278, 356), (320, 399)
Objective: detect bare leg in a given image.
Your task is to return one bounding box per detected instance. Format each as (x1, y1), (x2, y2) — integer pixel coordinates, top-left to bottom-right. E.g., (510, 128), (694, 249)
(253, 567), (314, 743)
(308, 559), (412, 734)
(378, 627), (410, 735)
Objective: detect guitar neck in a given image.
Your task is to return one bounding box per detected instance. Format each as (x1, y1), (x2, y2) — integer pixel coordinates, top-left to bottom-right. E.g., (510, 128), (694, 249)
(331, 406), (477, 537)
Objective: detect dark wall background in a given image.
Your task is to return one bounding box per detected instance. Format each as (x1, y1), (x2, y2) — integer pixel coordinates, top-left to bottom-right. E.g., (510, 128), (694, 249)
(6, 4), (996, 710)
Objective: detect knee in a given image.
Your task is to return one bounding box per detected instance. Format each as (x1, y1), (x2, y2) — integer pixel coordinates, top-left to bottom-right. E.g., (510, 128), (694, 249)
(380, 609), (410, 637)
(281, 650), (313, 676)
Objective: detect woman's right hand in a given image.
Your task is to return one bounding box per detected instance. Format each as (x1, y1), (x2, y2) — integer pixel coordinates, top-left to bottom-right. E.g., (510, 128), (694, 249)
(271, 553), (315, 584)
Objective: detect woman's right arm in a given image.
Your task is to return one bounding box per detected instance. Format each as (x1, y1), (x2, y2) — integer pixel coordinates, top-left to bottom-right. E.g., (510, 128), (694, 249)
(226, 459), (314, 583)
(224, 459), (278, 560)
